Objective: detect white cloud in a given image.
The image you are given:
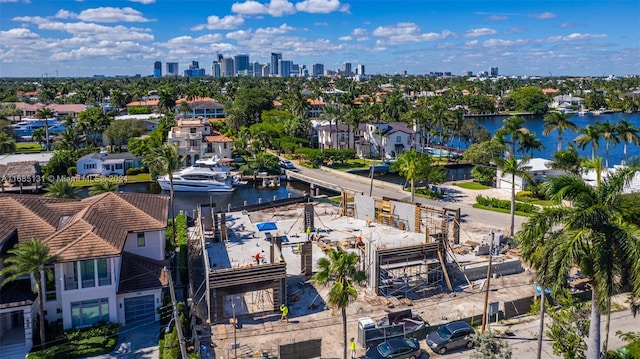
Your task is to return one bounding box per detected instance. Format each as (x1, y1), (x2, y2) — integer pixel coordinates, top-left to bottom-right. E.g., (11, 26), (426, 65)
(255, 23), (294, 35)
(463, 28), (497, 38)
(530, 12), (556, 19)
(191, 15), (245, 30)
(295, 0), (346, 14)
(482, 38), (528, 47)
(16, 16), (156, 42)
(55, 9), (76, 19)
(69, 7), (151, 23)
(351, 28), (368, 41)
(505, 27), (527, 34)
(338, 35), (351, 41)
(0, 0), (31, 3)
(548, 33), (607, 42)
(129, 0), (155, 4)
(372, 23), (453, 45)
(315, 22), (328, 26)
(231, 0), (296, 17)
(465, 40), (479, 46)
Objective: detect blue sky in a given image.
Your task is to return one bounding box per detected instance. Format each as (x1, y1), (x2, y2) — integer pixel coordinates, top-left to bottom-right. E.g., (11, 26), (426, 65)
(0, 0), (638, 78)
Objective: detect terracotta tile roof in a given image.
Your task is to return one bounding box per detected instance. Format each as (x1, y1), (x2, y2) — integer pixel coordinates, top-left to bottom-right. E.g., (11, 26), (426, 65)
(118, 251), (169, 293)
(0, 192), (169, 261)
(307, 99), (325, 105)
(176, 97), (215, 104)
(203, 131), (233, 143)
(126, 100), (159, 107)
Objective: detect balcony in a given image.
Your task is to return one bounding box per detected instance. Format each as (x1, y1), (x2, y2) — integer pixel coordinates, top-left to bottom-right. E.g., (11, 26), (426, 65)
(64, 276), (78, 290)
(98, 274), (111, 286)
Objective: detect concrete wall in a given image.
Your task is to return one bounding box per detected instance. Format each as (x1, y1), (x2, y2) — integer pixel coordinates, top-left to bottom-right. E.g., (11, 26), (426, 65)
(392, 201), (416, 232)
(123, 230), (165, 260)
(353, 193), (375, 221)
(452, 258), (523, 282)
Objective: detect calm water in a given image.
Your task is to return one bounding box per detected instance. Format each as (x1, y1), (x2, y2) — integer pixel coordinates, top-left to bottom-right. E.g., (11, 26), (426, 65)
(478, 112), (640, 166)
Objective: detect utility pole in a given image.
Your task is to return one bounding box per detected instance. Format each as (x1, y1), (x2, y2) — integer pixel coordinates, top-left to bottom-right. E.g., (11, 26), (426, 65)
(232, 301), (237, 359)
(369, 164), (374, 197)
(165, 266), (188, 359)
(481, 231), (495, 333)
(537, 281), (546, 359)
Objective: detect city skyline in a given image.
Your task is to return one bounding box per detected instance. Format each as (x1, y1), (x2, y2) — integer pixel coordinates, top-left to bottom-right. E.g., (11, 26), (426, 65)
(0, 0), (639, 78)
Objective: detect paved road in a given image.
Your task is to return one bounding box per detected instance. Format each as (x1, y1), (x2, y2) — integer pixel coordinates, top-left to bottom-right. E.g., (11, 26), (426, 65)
(427, 310), (637, 358)
(289, 164), (527, 233)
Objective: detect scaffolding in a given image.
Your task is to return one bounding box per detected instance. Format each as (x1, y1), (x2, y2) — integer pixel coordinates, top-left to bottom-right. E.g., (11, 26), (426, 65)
(375, 199), (398, 227)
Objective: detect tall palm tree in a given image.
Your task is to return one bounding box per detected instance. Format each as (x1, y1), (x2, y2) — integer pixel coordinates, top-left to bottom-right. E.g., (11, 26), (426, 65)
(543, 112), (578, 152)
(616, 119), (640, 166)
(516, 164), (640, 359)
(44, 180), (80, 199)
(319, 103), (342, 149)
(575, 122), (602, 160)
(0, 132), (16, 154)
(36, 107), (55, 151)
(56, 128), (85, 152)
(144, 143), (183, 242)
(392, 150), (444, 202)
(88, 178), (119, 196)
(0, 238), (61, 348)
(158, 87), (177, 119)
(495, 115), (526, 158)
(598, 121), (619, 168)
(177, 101), (191, 119)
(312, 248), (366, 359)
(497, 156), (533, 237)
(31, 128), (46, 149)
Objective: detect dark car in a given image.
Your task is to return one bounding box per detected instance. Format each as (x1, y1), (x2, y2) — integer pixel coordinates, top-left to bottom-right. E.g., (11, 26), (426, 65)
(425, 321), (474, 355)
(365, 338), (424, 359)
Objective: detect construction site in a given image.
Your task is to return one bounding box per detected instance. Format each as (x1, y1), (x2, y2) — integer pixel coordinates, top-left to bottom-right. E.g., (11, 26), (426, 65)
(187, 193), (535, 359)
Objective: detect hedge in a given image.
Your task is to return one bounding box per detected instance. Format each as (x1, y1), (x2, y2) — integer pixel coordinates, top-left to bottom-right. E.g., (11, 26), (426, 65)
(475, 195), (537, 213)
(27, 323), (119, 359)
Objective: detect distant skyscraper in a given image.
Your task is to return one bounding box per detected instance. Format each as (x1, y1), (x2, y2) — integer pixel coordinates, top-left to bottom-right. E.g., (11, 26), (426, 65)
(166, 62), (179, 77)
(211, 61), (221, 77)
(312, 63), (324, 77)
(220, 58), (234, 77)
(234, 54), (250, 76)
(343, 62), (352, 76)
(279, 60), (292, 78)
(490, 67), (498, 76)
(153, 61), (162, 77)
(217, 53), (224, 62)
(252, 62), (262, 77)
(184, 61), (205, 77)
(270, 52), (282, 76)
(464, 70), (473, 77)
(356, 64), (365, 76)
(261, 64), (270, 77)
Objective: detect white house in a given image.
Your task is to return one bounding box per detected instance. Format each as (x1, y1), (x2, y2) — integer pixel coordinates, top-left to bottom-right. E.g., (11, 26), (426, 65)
(496, 157), (567, 191)
(363, 121), (418, 159)
(582, 166), (640, 193)
(0, 192), (169, 355)
(77, 151), (143, 177)
(168, 118), (233, 166)
(316, 123), (354, 150)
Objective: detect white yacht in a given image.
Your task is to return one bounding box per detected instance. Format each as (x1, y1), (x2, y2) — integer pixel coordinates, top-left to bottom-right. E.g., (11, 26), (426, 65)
(158, 156), (236, 192)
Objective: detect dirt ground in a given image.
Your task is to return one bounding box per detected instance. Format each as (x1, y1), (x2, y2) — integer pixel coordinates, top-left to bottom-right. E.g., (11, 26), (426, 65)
(208, 188), (535, 359)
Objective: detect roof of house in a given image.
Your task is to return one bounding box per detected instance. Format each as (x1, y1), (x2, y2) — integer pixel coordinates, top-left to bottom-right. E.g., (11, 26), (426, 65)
(78, 152), (140, 162)
(126, 100), (159, 107)
(317, 124), (350, 132)
(118, 251), (169, 293)
(203, 131), (233, 143)
(384, 122), (416, 135)
(176, 97), (216, 104)
(188, 100), (225, 110)
(0, 279), (36, 310)
(0, 192), (169, 261)
(0, 161), (40, 179)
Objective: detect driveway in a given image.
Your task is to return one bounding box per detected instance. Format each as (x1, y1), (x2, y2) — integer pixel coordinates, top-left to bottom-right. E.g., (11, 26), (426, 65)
(88, 321), (160, 359)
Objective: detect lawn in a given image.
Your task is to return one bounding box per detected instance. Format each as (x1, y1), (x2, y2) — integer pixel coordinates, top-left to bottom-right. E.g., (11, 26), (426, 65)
(472, 203), (534, 217)
(454, 182), (491, 190)
(328, 158), (379, 171)
(71, 173), (152, 187)
(15, 142), (43, 153)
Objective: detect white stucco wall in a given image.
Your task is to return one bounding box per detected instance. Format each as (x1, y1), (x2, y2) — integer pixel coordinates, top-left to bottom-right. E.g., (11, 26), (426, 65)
(77, 158), (102, 176)
(123, 230), (165, 261)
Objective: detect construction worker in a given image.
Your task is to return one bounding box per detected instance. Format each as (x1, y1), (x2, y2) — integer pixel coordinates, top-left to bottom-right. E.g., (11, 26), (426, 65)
(306, 227), (311, 241)
(357, 236), (364, 250)
(349, 337), (356, 358)
(254, 252), (261, 265)
(280, 304), (289, 322)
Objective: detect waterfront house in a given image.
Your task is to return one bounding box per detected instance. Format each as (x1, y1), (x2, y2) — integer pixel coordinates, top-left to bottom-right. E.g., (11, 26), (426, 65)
(168, 118), (233, 166)
(317, 123), (354, 150)
(77, 151), (143, 177)
(363, 121), (418, 159)
(496, 157), (567, 191)
(0, 192), (169, 353)
(175, 98), (226, 119)
(1, 103), (87, 120)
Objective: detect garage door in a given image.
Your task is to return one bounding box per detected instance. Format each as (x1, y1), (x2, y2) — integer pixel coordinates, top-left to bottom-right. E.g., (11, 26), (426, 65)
(124, 295), (155, 326)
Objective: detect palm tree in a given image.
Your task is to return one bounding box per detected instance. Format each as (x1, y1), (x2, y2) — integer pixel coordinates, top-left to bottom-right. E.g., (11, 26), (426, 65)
(56, 128), (85, 152)
(516, 163), (640, 359)
(31, 128), (46, 149)
(598, 121), (619, 168)
(0, 132), (16, 154)
(497, 156), (533, 237)
(312, 247), (366, 359)
(575, 123), (602, 160)
(616, 119), (640, 166)
(88, 178), (119, 196)
(36, 107), (55, 151)
(392, 150), (444, 202)
(158, 87), (177, 119)
(495, 115), (526, 157)
(0, 238), (61, 347)
(144, 143), (183, 242)
(177, 101), (191, 119)
(319, 103), (342, 149)
(44, 179), (80, 199)
(546, 144), (584, 176)
(543, 112), (578, 152)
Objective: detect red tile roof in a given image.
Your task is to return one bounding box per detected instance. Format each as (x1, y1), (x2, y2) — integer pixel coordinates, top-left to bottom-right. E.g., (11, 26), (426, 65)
(203, 131), (233, 143)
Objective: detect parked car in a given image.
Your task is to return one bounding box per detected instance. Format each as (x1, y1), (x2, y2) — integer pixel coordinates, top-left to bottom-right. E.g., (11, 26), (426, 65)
(279, 160), (298, 171)
(365, 338), (424, 359)
(425, 321), (474, 355)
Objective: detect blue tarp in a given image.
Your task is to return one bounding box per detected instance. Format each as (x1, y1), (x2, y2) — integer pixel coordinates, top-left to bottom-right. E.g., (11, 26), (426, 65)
(256, 222), (278, 231)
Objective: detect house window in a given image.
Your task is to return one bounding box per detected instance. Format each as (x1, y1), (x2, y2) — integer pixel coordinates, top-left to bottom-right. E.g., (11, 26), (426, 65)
(64, 262), (78, 290)
(71, 298), (109, 327)
(45, 265), (56, 301)
(137, 233), (145, 247)
(80, 260), (95, 288)
(190, 128), (197, 134)
(396, 136), (402, 143)
(115, 163), (123, 170)
(223, 143), (227, 149)
(97, 258), (111, 286)
(84, 163), (96, 170)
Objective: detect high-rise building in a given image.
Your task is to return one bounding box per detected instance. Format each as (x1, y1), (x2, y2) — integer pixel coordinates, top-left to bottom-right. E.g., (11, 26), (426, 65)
(184, 61), (205, 77)
(356, 64), (365, 76)
(220, 58), (234, 77)
(343, 62), (352, 76)
(312, 63), (324, 77)
(234, 54), (250, 76)
(278, 60), (292, 78)
(252, 62), (262, 77)
(211, 61), (221, 77)
(261, 64), (270, 77)
(166, 62), (179, 77)
(464, 70), (473, 77)
(270, 52), (282, 76)
(490, 67), (498, 77)
(153, 61), (162, 77)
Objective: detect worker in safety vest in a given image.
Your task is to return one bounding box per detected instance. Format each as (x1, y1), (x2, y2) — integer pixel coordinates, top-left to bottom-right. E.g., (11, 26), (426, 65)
(350, 337), (356, 358)
(280, 304), (289, 322)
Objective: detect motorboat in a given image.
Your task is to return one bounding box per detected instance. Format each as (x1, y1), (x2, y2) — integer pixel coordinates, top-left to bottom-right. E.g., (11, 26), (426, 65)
(578, 109), (590, 116)
(158, 156), (236, 192)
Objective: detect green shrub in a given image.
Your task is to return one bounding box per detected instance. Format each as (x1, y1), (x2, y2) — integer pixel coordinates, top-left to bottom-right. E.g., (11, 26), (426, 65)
(476, 195), (537, 213)
(28, 322), (119, 359)
(126, 167), (141, 175)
